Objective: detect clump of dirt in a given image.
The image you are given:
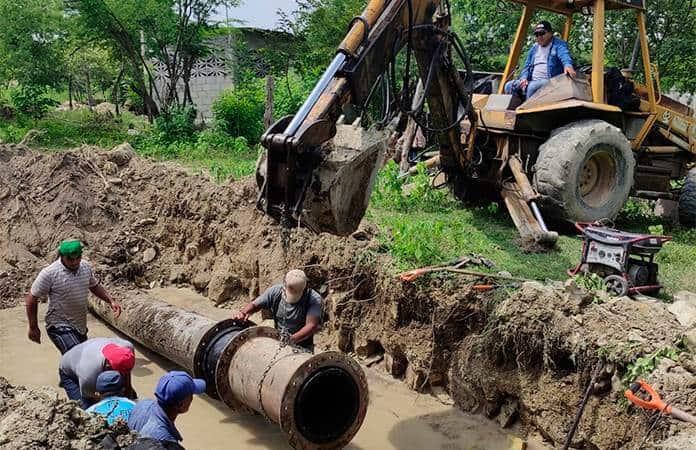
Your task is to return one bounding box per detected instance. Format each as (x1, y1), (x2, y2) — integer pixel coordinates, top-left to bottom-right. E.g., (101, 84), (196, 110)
(447, 282), (696, 449)
(2, 145), (694, 449)
(0, 376), (136, 449)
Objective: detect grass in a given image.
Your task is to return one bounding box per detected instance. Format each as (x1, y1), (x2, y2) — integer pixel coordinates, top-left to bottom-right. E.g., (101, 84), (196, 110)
(0, 109), (140, 149)
(367, 207), (582, 281)
(367, 162), (696, 293)
(0, 109), (259, 182)
(132, 129), (260, 182)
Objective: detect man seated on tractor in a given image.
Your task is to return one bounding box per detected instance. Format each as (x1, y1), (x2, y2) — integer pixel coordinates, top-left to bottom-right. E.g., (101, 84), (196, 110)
(504, 21), (577, 100)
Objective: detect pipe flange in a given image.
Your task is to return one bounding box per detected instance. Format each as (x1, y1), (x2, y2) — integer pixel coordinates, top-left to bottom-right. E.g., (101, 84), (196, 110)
(193, 318), (248, 397)
(279, 351), (369, 449)
(215, 326), (280, 412)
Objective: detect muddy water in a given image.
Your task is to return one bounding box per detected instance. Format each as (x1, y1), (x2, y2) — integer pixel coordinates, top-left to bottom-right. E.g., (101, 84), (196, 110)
(0, 288), (544, 450)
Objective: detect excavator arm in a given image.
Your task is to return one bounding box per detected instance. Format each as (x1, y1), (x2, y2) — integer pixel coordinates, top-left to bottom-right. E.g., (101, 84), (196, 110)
(257, 0), (471, 235)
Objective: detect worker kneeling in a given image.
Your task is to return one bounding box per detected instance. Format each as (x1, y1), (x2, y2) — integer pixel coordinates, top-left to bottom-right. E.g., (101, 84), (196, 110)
(233, 269), (322, 352)
(59, 337), (136, 409)
(128, 371), (206, 449)
(86, 370), (136, 425)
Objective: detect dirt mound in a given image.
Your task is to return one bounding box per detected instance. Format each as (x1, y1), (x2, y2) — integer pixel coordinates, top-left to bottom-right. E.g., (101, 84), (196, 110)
(1, 145), (694, 448)
(0, 376), (135, 449)
(0, 145), (370, 309)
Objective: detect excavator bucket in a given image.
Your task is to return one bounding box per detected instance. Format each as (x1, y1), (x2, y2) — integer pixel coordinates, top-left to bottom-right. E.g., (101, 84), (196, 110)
(257, 124), (386, 236)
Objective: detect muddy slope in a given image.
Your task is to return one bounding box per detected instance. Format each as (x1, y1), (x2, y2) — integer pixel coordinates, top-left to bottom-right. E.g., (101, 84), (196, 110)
(1, 145), (695, 449)
(0, 376), (135, 449)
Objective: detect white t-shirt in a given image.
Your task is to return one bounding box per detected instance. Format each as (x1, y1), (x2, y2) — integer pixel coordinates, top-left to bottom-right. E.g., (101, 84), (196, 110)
(532, 44), (551, 81)
(30, 259), (99, 335)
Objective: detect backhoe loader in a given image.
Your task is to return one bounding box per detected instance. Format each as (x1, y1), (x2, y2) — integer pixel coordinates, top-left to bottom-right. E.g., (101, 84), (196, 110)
(256, 0), (696, 246)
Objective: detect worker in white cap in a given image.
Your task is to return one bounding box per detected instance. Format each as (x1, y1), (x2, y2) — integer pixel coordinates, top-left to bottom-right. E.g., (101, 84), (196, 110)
(232, 269), (322, 352)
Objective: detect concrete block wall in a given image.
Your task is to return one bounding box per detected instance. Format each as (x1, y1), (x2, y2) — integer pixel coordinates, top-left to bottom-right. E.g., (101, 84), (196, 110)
(153, 54), (233, 123)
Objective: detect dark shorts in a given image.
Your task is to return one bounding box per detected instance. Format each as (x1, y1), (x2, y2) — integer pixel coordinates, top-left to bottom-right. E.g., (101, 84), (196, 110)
(46, 325), (87, 354)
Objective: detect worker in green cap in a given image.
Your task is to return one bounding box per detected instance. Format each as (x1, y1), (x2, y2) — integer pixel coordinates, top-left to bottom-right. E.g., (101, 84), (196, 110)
(25, 239), (122, 354)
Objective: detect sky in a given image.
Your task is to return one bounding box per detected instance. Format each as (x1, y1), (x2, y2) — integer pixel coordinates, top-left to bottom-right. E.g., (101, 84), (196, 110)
(213, 0), (300, 30)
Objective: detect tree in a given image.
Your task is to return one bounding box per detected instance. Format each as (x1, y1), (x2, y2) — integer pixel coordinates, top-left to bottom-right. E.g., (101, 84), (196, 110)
(0, 0), (67, 87)
(144, 0), (239, 109)
(66, 0), (162, 117)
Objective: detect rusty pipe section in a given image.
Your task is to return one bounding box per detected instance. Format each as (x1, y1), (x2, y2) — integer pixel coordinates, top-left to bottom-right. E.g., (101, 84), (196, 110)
(89, 295), (369, 449)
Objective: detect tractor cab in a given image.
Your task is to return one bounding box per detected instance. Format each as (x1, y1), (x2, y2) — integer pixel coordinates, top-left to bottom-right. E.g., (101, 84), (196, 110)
(475, 0), (663, 143)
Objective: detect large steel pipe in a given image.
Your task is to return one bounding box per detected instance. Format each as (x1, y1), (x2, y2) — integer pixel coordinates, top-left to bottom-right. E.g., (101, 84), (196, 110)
(89, 294), (368, 449)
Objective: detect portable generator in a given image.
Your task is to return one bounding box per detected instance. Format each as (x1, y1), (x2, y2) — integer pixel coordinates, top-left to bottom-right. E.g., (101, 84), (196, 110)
(568, 223), (671, 297)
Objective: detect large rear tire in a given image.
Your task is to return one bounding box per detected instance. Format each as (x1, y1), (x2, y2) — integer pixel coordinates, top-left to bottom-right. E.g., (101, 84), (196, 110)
(533, 120), (635, 222)
(679, 168), (696, 227)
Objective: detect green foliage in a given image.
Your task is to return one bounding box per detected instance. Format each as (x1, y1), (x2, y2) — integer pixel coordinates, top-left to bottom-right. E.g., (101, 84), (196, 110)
(273, 70), (317, 121)
(384, 220), (446, 267)
(371, 161), (458, 213)
(154, 105), (199, 144)
(280, 0), (364, 73)
(10, 86), (59, 120)
(134, 128), (257, 182)
(213, 81), (265, 144)
(368, 199), (583, 276)
(0, 109), (141, 148)
(655, 229), (696, 294)
(574, 272), (607, 292)
(0, 0), (67, 87)
(648, 224), (665, 236)
(622, 346), (680, 386)
(618, 198), (655, 223)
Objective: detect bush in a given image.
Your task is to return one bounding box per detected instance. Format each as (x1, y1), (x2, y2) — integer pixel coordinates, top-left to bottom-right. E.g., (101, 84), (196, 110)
(11, 85), (58, 119)
(273, 70), (318, 120)
(153, 105), (198, 144)
(213, 81), (265, 144)
(371, 161), (459, 212)
(134, 128), (259, 182)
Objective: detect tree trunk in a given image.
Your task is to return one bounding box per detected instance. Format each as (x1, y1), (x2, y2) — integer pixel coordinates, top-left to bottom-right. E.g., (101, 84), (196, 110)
(112, 66), (125, 116)
(86, 69), (94, 110)
(68, 77), (73, 110)
(264, 75), (275, 129)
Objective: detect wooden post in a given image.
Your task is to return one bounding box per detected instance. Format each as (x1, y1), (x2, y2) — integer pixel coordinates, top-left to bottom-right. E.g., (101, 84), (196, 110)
(562, 15), (572, 41)
(499, 2), (536, 94)
(264, 75), (275, 130)
(591, 0), (606, 104)
(399, 80), (425, 173)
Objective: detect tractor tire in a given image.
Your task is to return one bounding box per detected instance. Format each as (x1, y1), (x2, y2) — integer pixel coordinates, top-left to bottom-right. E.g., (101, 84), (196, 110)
(533, 119), (635, 222)
(679, 168), (696, 227)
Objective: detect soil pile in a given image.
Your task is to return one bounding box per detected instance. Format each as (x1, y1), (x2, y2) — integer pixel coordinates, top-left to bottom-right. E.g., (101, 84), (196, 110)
(1, 145), (695, 448)
(0, 143), (369, 310)
(0, 376), (135, 449)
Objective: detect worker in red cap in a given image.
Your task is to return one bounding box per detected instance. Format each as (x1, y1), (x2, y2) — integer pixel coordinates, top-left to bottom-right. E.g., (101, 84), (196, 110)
(59, 337), (136, 408)
(25, 239), (121, 354)
(128, 371), (206, 447)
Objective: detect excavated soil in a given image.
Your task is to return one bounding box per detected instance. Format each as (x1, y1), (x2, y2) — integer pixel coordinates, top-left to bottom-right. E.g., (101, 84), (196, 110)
(0, 376), (135, 449)
(1, 144), (695, 449)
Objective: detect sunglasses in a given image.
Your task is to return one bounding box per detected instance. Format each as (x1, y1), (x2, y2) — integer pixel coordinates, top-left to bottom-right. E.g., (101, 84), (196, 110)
(534, 31), (548, 37)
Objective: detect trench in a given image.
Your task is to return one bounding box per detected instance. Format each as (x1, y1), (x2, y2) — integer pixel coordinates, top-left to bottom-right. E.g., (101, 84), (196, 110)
(0, 287), (541, 450)
(0, 147), (692, 449)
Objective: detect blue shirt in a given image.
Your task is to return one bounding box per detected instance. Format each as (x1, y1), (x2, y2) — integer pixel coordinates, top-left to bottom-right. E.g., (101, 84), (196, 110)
(128, 399), (183, 443)
(520, 37), (574, 82)
(86, 396), (136, 425)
